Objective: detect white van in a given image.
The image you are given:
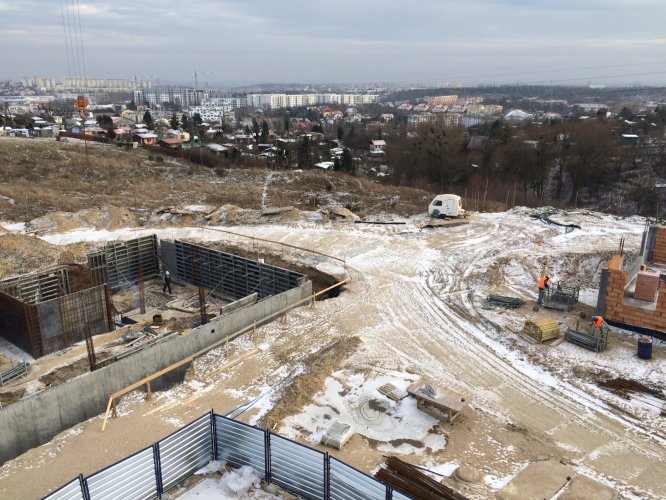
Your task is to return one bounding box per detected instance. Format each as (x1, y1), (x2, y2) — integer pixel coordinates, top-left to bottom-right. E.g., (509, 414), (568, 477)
(428, 194), (465, 218)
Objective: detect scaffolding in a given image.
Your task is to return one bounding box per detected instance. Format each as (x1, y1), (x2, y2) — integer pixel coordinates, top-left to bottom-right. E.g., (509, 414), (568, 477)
(0, 266), (70, 305)
(88, 235), (160, 291)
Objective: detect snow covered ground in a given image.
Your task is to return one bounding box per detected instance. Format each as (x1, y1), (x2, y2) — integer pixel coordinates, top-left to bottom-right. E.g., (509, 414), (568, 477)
(1, 208), (665, 499)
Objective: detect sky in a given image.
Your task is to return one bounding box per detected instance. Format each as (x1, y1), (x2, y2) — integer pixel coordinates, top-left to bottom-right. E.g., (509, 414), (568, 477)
(1, 0), (666, 87)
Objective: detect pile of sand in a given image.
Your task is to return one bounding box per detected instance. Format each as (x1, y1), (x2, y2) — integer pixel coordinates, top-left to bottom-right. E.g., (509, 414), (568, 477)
(0, 234), (67, 277)
(25, 206), (139, 234)
(0, 235), (93, 278)
(204, 204), (263, 226)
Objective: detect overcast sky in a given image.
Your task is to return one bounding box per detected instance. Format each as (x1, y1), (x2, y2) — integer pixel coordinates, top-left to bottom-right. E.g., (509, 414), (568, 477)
(1, 0), (666, 87)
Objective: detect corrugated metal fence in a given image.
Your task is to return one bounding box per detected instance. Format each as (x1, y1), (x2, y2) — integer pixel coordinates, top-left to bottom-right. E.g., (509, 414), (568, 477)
(43, 412), (410, 500)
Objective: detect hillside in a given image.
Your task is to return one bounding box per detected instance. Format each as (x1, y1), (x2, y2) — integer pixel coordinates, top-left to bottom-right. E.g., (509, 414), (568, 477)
(0, 138), (429, 222)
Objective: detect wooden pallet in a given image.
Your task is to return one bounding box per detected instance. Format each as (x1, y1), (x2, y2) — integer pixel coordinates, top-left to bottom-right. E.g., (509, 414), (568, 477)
(378, 383), (407, 401)
(523, 320), (560, 343)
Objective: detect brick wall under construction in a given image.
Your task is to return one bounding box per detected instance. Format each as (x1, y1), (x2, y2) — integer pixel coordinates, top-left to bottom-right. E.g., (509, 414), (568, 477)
(650, 227), (666, 264)
(604, 254), (666, 333)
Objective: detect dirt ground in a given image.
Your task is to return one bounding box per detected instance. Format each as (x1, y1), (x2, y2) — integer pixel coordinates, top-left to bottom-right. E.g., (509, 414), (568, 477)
(0, 141), (665, 499)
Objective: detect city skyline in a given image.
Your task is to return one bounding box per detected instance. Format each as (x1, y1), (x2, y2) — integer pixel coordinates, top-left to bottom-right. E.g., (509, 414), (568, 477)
(1, 0), (666, 87)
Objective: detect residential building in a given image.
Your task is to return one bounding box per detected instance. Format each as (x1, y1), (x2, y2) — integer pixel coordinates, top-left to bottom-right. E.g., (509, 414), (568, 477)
(427, 95), (458, 106)
(245, 93), (379, 110)
(407, 113), (462, 128)
(132, 88), (209, 108)
(369, 140), (386, 153)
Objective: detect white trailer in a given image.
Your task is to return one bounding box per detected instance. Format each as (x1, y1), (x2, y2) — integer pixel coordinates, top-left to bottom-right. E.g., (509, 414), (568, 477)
(428, 194), (465, 218)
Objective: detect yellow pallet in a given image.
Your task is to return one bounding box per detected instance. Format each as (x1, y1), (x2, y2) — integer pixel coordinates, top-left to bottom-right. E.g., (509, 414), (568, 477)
(523, 319), (560, 342)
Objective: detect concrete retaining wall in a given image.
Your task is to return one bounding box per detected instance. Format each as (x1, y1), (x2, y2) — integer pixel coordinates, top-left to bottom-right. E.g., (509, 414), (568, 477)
(0, 282), (311, 465)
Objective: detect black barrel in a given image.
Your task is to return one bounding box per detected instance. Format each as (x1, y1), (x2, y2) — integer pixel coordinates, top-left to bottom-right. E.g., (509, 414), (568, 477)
(637, 337), (653, 360)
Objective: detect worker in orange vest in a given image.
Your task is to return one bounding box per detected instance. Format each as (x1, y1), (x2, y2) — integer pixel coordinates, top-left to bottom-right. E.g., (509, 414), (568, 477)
(538, 275), (550, 305)
(591, 315), (606, 336)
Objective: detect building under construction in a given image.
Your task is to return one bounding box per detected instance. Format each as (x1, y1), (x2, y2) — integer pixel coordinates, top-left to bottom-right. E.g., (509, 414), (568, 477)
(0, 266), (114, 358)
(0, 234), (309, 359)
(597, 223), (666, 340)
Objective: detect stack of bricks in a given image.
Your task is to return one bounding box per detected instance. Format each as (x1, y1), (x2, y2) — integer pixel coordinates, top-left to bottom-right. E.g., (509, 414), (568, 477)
(605, 254), (666, 331)
(634, 270), (660, 302)
(652, 227), (666, 264)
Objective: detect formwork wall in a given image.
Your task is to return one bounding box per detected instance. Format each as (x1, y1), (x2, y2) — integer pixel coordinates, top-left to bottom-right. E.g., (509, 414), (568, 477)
(171, 240), (307, 300)
(0, 282), (312, 465)
(88, 235), (160, 291)
(0, 285), (113, 358)
(36, 285), (113, 357)
(0, 291), (32, 354)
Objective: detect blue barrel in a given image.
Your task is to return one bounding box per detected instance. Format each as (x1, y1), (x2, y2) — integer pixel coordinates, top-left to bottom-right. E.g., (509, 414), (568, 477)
(637, 337), (653, 360)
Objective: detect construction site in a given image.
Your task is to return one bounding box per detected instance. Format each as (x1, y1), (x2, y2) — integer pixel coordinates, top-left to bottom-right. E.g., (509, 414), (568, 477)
(0, 145), (663, 499)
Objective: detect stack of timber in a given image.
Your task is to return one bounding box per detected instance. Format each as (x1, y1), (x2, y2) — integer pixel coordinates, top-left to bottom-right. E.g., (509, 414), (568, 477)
(523, 319), (560, 343)
(375, 456), (468, 500)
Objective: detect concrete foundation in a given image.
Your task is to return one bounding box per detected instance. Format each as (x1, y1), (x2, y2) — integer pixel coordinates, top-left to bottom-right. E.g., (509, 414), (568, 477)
(0, 282), (311, 465)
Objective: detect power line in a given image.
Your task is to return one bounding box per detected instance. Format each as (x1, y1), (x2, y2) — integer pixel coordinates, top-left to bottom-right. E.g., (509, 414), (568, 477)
(63, 0), (81, 91)
(74, 0), (88, 91)
(59, 0), (73, 82)
(398, 60), (666, 87)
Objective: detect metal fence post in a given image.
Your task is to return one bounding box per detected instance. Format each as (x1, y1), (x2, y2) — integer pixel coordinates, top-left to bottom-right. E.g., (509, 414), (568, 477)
(324, 452), (330, 500)
(210, 410), (217, 460)
(81, 474), (91, 500)
(154, 442), (164, 497)
(264, 430), (272, 484)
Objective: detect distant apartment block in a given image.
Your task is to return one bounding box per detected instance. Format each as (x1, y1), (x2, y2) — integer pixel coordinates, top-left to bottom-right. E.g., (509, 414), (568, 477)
(427, 95), (458, 106)
(407, 113), (462, 127)
(21, 76), (152, 91)
(245, 93), (380, 109)
(466, 104), (503, 115)
(132, 87), (246, 112)
(132, 88), (211, 107)
(188, 97), (246, 122)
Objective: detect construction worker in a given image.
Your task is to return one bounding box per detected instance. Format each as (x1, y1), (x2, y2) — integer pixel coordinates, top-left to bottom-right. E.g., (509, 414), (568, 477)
(591, 315), (607, 336)
(538, 275), (550, 305)
(163, 270), (172, 294)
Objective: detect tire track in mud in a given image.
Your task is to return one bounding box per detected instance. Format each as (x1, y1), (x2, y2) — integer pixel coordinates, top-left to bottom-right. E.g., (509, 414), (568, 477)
(261, 216), (664, 478)
(414, 217), (666, 457)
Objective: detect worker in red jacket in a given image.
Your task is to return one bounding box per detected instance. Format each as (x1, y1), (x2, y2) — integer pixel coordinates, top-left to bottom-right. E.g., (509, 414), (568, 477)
(538, 275), (550, 305)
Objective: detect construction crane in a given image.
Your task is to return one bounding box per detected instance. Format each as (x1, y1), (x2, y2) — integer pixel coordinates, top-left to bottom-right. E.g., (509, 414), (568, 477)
(192, 70), (218, 91)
